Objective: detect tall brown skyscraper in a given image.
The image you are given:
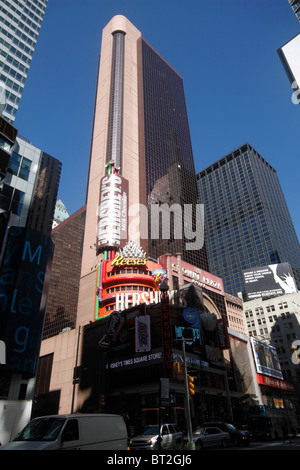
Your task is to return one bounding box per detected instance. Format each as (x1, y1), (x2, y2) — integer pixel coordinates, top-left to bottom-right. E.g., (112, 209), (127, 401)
(77, 15), (208, 327)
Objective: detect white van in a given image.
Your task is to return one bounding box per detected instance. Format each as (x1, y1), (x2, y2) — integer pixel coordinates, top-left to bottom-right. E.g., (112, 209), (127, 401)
(0, 413), (128, 450)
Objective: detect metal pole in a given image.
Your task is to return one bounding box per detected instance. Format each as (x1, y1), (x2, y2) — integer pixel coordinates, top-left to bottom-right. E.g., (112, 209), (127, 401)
(182, 340), (193, 445)
(71, 325), (81, 414)
(221, 350), (233, 422)
(158, 379), (162, 450)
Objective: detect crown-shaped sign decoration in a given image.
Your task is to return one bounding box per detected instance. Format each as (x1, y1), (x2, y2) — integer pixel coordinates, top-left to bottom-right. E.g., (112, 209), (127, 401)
(117, 239), (147, 259)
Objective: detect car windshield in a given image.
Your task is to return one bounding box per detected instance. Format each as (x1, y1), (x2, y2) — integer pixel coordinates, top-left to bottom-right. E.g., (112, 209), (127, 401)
(142, 426), (160, 435)
(14, 418), (66, 442)
(193, 427), (204, 435)
(225, 423), (236, 430)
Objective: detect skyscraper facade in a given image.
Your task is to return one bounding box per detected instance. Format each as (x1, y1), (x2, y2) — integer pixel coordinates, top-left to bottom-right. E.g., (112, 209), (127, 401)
(77, 15), (207, 326)
(139, 38), (207, 269)
(26, 150), (62, 236)
(43, 205), (86, 340)
(0, 134), (61, 234)
(52, 199), (69, 228)
(0, 0), (48, 122)
(197, 143), (300, 296)
(288, 0), (300, 22)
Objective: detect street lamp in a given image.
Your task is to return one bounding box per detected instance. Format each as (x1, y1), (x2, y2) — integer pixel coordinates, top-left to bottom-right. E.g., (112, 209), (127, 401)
(159, 279), (195, 448)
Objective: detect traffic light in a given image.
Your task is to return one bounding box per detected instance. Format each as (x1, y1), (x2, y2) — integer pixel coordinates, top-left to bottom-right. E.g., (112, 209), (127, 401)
(187, 375), (195, 396)
(100, 394), (105, 407)
(173, 361), (183, 380)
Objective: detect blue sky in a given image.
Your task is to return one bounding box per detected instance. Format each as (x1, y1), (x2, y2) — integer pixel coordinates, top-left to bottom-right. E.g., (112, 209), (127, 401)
(14, 0), (300, 238)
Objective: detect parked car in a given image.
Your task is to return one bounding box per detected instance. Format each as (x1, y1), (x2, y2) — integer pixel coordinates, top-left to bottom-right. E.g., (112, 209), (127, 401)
(201, 421), (251, 446)
(129, 423), (183, 450)
(0, 414), (128, 450)
(184, 426), (230, 449)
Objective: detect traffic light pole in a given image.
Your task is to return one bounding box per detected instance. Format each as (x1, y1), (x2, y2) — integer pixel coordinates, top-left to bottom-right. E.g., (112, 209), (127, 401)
(181, 339), (194, 448)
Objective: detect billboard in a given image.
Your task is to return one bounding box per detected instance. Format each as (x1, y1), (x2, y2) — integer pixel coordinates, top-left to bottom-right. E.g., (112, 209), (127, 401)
(96, 174), (128, 251)
(278, 33), (300, 105)
(242, 263), (297, 300)
(0, 227), (53, 376)
(251, 337), (283, 380)
(135, 315), (151, 352)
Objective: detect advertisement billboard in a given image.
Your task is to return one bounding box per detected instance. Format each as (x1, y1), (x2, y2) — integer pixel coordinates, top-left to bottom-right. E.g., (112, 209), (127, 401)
(242, 262), (297, 300)
(96, 174), (128, 251)
(0, 227), (53, 376)
(251, 337), (283, 380)
(135, 315), (151, 352)
(278, 33), (300, 105)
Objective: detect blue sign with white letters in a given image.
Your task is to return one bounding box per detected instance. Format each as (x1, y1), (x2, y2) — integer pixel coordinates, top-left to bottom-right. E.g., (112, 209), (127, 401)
(0, 227), (54, 376)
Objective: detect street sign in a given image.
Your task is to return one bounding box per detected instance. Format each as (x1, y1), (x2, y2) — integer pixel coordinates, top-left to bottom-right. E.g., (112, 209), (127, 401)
(183, 307), (199, 324)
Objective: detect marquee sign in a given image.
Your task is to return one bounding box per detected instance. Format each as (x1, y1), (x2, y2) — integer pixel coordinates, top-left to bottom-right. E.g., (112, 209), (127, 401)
(158, 255), (225, 296)
(96, 174), (128, 250)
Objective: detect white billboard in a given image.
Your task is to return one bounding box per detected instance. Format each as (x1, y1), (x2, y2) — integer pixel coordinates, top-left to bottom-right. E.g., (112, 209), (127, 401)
(278, 33), (300, 105)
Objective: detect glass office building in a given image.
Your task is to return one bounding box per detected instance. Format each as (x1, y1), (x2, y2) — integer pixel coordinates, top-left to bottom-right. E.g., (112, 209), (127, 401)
(197, 143), (300, 295)
(140, 39), (208, 270)
(0, 0), (48, 122)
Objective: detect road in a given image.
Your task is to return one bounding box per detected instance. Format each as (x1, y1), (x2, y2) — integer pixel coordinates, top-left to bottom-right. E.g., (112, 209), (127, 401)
(227, 435), (300, 451)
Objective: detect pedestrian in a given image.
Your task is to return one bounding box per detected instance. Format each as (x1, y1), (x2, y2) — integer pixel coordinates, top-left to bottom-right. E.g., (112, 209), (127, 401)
(282, 423), (292, 443)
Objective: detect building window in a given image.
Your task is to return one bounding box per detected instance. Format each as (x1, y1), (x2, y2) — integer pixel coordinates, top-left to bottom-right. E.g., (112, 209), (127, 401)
(7, 152), (31, 181)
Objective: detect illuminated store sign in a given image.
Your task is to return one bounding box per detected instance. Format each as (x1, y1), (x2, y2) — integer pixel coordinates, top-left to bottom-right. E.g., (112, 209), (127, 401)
(111, 255), (147, 267)
(115, 290), (186, 311)
(96, 174), (128, 250)
(256, 374), (294, 391)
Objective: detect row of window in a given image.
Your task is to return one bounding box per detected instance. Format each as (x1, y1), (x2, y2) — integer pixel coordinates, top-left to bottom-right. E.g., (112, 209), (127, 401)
(0, 27), (34, 55)
(106, 285), (153, 294)
(247, 313), (293, 327)
(245, 302), (289, 317)
(25, 0), (47, 17)
(7, 151), (31, 180)
(0, 16), (37, 49)
(1, 6), (40, 37)
(2, 0), (44, 27)
(0, 61), (26, 83)
(1, 41), (32, 68)
(107, 269), (153, 277)
(0, 49), (29, 75)
(248, 329), (268, 337)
